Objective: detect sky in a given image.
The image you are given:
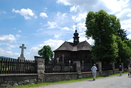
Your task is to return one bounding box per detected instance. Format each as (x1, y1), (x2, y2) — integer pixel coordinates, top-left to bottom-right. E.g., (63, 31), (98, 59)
(0, 0), (131, 60)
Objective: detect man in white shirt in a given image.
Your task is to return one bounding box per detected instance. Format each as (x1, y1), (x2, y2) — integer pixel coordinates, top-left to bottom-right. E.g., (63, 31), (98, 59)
(91, 64), (97, 81)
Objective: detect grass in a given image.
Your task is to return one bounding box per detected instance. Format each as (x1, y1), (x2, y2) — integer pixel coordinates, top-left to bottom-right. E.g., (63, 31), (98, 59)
(5, 72), (128, 88)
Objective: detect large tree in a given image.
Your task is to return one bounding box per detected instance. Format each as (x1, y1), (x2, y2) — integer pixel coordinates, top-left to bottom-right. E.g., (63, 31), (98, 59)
(38, 45), (53, 65)
(85, 10), (120, 62)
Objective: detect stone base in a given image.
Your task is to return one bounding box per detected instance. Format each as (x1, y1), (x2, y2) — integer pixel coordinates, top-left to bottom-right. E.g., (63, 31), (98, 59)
(18, 57), (25, 61)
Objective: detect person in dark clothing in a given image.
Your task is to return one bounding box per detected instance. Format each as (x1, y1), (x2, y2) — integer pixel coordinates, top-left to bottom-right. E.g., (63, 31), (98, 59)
(119, 65), (122, 76)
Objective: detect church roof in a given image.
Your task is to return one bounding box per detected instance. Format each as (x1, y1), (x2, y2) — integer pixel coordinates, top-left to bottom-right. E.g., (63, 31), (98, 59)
(54, 40), (92, 52)
(54, 41), (73, 51)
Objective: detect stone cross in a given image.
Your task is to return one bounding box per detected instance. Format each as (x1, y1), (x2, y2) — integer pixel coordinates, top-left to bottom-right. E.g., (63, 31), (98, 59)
(18, 44), (26, 60)
(20, 44), (26, 57)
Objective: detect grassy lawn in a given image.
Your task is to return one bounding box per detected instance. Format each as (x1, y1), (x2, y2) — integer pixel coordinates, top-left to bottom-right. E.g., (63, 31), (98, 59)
(4, 72), (128, 88)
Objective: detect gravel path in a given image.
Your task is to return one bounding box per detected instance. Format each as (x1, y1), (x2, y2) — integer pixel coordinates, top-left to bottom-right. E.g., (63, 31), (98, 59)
(33, 74), (131, 88)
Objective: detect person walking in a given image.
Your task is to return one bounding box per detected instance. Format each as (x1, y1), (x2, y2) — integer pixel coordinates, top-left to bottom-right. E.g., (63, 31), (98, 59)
(128, 65), (131, 77)
(91, 64), (97, 81)
(119, 65), (122, 76)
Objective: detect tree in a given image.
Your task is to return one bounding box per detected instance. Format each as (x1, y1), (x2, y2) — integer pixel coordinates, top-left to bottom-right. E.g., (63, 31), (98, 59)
(38, 45), (53, 65)
(85, 10), (120, 62)
(117, 28), (127, 41)
(115, 36), (130, 63)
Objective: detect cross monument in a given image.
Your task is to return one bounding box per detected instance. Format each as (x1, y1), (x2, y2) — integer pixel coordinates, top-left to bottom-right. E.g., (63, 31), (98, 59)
(18, 44), (26, 60)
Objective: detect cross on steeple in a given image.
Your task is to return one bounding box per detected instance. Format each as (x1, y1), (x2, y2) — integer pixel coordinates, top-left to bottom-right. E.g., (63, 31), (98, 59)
(75, 23), (77, 30)
(73, 23), (79, 45)
(19, 44), (26, 58)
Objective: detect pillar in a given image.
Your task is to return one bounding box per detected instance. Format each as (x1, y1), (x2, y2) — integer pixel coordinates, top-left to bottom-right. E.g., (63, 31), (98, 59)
(35, 56), (45, 83)
(73, 61), (82, 78)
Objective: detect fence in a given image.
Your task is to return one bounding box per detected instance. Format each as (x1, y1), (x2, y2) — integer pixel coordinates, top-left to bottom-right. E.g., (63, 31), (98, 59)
(45, 63), (76, 73)
(0, 57), (37, 74)
(0, 56), (129, 87)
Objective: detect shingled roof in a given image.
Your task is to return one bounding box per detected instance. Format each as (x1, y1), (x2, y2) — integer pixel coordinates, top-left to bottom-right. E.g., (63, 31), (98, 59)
(54, 40), (92, 51)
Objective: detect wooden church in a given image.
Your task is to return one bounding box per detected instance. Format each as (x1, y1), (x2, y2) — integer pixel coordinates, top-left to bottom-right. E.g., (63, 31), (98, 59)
(54, 30), (92, 64)
(53, 30), (92, 65)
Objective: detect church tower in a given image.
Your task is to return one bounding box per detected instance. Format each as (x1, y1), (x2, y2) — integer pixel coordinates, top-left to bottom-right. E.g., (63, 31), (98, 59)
(73, 30), (79, 46)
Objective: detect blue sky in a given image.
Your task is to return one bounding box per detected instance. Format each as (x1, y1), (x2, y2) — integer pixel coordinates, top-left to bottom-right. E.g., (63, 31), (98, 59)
(0, 0), (131, 60)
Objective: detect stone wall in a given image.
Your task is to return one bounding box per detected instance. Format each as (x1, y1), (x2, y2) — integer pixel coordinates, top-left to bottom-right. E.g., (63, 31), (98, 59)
(0, 74), (37, 87)
(0, 69), (125, 87)
(44, 69), (122, 83)
(45, 72), (78, 82)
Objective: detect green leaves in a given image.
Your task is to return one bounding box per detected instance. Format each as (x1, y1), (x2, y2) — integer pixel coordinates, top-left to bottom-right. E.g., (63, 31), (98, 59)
(85, 10), (121, 63)
(38, 45), (53, 65)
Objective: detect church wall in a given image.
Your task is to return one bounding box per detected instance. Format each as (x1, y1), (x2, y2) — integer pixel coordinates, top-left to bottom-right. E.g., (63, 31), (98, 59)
(54, 51), (72, 64)
(70, 51), (92, 63)
(54, 50), (92, 65)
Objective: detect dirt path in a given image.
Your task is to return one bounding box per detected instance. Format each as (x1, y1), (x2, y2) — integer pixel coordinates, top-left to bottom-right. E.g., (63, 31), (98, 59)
(33, 74), (131, 88)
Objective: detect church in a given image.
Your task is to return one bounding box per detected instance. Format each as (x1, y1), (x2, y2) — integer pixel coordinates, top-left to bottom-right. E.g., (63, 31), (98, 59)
(53, 30), (92, 65)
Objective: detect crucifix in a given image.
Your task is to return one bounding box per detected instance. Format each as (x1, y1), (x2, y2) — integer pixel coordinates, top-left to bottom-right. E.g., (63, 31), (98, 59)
(20, 44), (26, 57)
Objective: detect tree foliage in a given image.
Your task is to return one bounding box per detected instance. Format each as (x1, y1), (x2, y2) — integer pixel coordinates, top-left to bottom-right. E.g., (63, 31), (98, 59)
(117, 28), (127, 41)
(85, 10), (131, 63)
(85, 10), (120, 62)
(38, 45), (53, 65)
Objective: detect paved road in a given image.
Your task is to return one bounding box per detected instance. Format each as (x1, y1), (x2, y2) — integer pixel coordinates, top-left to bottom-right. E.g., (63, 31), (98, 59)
(34, 74), (131, 88)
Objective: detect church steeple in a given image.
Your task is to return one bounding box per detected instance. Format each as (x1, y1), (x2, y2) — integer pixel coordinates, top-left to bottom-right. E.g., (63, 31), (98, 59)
(73, 29), (79, 45)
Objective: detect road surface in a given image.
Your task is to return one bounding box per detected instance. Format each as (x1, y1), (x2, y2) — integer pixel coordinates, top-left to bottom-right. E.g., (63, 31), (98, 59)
(33, 74), (131, 88)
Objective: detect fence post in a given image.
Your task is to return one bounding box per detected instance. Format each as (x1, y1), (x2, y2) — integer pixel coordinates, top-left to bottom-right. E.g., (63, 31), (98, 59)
(73, 61), (82, 78)
(34, 56), (45, 83)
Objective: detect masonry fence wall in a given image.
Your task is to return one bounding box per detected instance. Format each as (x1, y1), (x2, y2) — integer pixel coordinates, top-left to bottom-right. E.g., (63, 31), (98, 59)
(0, 56), (128, 87)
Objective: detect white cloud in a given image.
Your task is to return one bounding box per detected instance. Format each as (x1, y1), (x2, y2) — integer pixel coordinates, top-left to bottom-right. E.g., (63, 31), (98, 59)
(47, 21), (58, 29)
(44, 39), (64, 50)
(120, 19), (131, 34)
(12, 8), (37, 19)
(127, 14), (131, 17)
(0, 10), (7, 14)
(7, 44), (19, 50)
(54, 34), (61, 38)
(77, 22), (86, 32)
(71, 12), (87, 22)
(0, 48), (19, 58)
(78, 30), (94, 45)
(61, 27), (71, 30)
(116, 8), (131, 21)
(57, 0), (71, 5)
(26, 39), (64, 60)
(70, 5), (79, 12)
(127, 34), (131, 39)
(103, 0), (130, 13)
(36, 28), (44, 32)
(57, 0), (130, 14)
(18, 30), (22, 32)
(57, 0), (106, 13)
(0, 34), (16, 43)
(40, 12), (48, 18)
(3, 11), (7, 14)
(26, 46), (40, 60)
(57, 12), (67, 20)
